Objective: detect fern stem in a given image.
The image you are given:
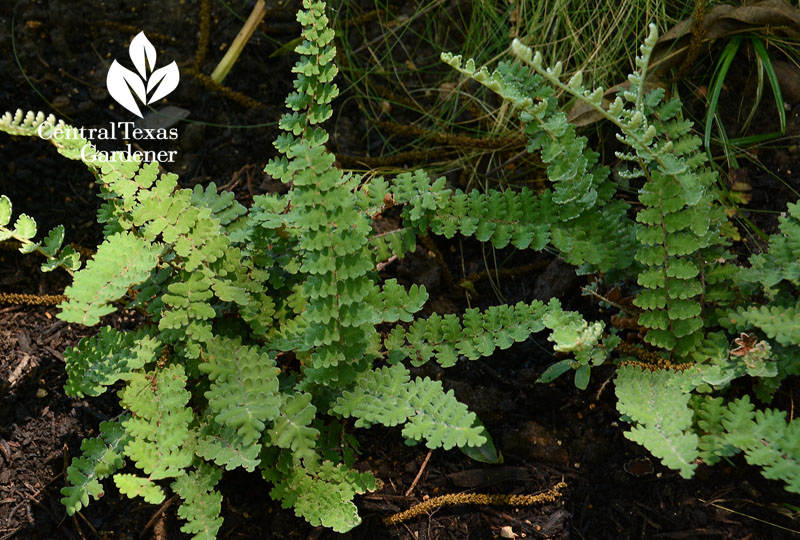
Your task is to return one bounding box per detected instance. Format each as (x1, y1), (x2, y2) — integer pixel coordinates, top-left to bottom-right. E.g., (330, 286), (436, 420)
(384, 481), (567, 526)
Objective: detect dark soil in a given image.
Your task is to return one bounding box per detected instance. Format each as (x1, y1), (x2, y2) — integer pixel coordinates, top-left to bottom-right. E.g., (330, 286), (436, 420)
(1, 1), (799, 539)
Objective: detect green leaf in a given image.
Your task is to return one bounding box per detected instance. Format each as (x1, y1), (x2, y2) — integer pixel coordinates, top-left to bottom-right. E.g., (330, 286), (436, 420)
(0, 195), (11, 226)
(60, 420), (129, 515)
(200, 336), (281, 446)
(172, 464), (224, 539)
(41, 225), (65, 257)
(13, 213), (36, 241)
(120, 365), (194, 480)
(64, 327), (160, 398)
(269, 393), (319, 463)
(537, 359), (573, 383)
(268, 460), (376, 533)
(574, 364), (591, 390)
(459, 418), (502, 464)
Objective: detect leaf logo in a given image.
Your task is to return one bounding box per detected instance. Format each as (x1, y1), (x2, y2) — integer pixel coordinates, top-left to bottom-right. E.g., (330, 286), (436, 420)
(106, 32), (179, 118)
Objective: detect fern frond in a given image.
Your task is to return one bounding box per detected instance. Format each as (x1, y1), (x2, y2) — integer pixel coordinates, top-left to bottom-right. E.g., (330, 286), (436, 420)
(507, 24), (732, 359)
(58, 232), (161, 325)
(191, 182), (248, 227)
(61, 420), (129, 515)
(172, 463), (224, 540)
(695, 396), (739, 465)
(268, 459), (377, 533)
(743, 408), (800, 493)
(332, 364), (486, 450)
(717, 396), (800, 493)
(729, 301), (800, 347)
(119, 365), (194, 479)
(268, 392), (320, 463)
(0, 109), (94, 163)
(392, 171), (550, 251)
(64, 327), (161, 397)
(0, 195), (82, 272)
(386, 300), (551, 368)
(370, 228), (417, 262)
(196, 419), (261, 472)
(199, 336), (281, 446)
(113, 474), (165, 504)
(261, 0), (380, 382)
(440, 49), (636, 273)
(615, 365), (698, 478)
(738, 201), (800, 289)
(379, 279), (428, 323)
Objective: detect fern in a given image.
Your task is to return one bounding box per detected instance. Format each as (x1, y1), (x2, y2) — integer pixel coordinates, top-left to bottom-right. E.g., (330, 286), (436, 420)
(441, 23), (799, 493)
(697, 396), (800, 493)
(4, 2), (799, 535)
(727, 202), (800, 352)
(64, 326), (160, 398)
(119, 365), (194, 482)
(0, 194), (82, 272)
(195, 420), (262, 472)
(438, 54), (636, 274)
(615, 366), (698, 478)
(61, 420), (129, 515)
(200, 336), (281, 446)
(59, 232), (161, 325)
(385, 300), (553, 367)
(332, 364), (486, 450)
(737, 201), (800, 290)
(508, 27), (731, 358)
(172, 464), (224, 540)
(267, 457), (378, 532)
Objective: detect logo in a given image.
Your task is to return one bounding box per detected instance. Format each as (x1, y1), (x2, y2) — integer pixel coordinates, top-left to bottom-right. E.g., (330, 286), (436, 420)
(106, 32), (180, 118)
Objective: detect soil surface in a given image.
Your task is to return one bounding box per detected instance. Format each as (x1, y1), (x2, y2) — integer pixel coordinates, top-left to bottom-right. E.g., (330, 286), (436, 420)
(1, 1), (799, 539)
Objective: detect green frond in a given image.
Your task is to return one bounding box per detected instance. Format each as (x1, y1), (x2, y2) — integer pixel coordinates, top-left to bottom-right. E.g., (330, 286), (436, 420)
(61, 420), (129, 515)
(59, 232), (161, 325)
(730, 301), (800, 347)
(268, 392), (320, 463)
(4, 0), (798, 531)
(370, 228), (417, 262)
(0, 195), (82, 272)
(695, 396), (739, 465)
(615, 366), (698, 478)
(191, 182), (247, 227)
(199, 336), (281, 446)
(386, 301), (551, 368)
(196, 419), (261, 472)
(0, 109), (96, 164)
(172, 463), (224, 539)
(113, 474), (165, 504)
(332, 364), (486, 450)
(119, 365), (194, 479)
(698, 396), (800, 494)
(268, 459), (377, 533)
(64, 327), (161, 397)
